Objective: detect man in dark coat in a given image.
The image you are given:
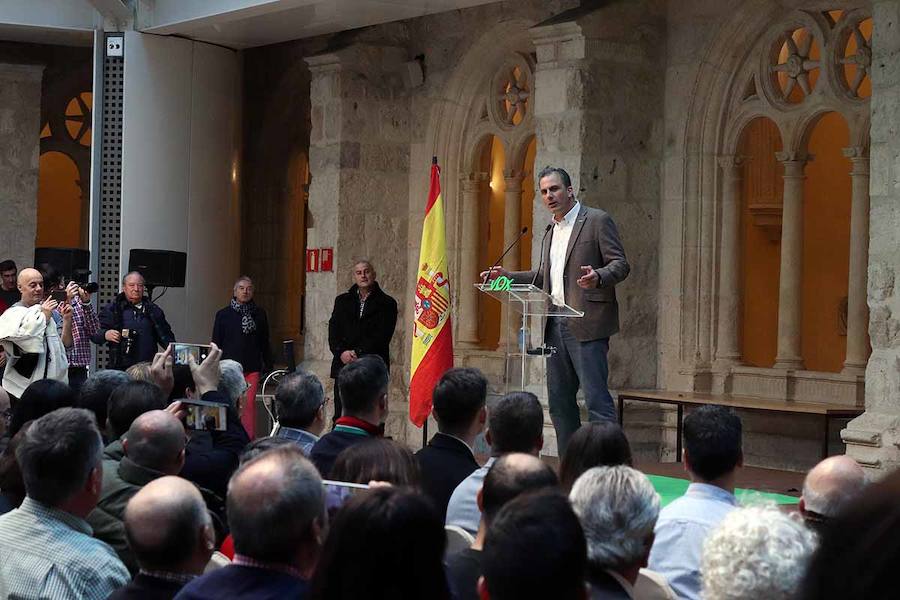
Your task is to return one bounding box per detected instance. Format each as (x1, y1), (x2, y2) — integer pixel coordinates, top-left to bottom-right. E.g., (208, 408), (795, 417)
(327, 260), (397, 423)
(212, 275), (272, 436)
(415, 367), (486, 521)
(94, 272), (176, 370)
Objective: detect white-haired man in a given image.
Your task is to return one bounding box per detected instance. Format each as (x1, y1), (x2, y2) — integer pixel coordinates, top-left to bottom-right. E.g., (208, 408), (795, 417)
(701, 505), (816, 600)
(569, 466), (676, 600)
(212, 276), (272, 436)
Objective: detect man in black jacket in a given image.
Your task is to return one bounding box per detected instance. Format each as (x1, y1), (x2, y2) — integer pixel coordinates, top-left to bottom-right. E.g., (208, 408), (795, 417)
(327, 260), (397, 423)
(415, 368), (486, 521)
(94, 272), (176, 370)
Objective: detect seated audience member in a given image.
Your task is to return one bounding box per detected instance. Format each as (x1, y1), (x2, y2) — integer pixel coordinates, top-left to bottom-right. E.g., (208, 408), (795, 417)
(559, 421), (633, 492)
(799, 454), (866, 533)
(702, 504), (816, 600)
(88, 410), (187, 572)
(126, 361), (153, 382)
(109, 476), (215, 600)
(416, 368), (486, 521)
(170, 364), (196, 401)
(104, 380), (168, 464)
(217, 437), (298, 561)
(0, 408), (129, 597)
(647, 405), (742, 600)
(77, 369), (131, 441)
(218, 359), (250, 424)
(311, 486), (449, 600)
(479, 490), (587, 600)
(570, 466), (675, 600)
(446, 391), (544, 534)
(310, 355), (389, 477)
(0, 422), (32, 514)
(798, 468), (900, 599)
(9, 378), (78, 437)
(178, 343), (251, 501)
(445, 453), (558, 600)
(175, 446), (325, 599)
(273, 370), (328, 454)
(330, 438), (420, 486)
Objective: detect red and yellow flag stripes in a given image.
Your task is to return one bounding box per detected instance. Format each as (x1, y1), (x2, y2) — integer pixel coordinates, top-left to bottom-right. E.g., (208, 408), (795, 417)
(409, 158), (454, 427)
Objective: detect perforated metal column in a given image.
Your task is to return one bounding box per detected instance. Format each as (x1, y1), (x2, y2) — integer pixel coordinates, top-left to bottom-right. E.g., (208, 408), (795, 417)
(96, 34), (125, 368)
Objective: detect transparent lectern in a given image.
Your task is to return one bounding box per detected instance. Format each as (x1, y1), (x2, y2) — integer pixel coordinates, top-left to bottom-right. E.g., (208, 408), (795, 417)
(474, 281), (583, 393)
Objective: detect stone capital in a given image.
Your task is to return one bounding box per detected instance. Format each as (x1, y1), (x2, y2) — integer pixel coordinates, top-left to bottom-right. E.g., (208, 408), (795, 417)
(843, 146), (870, 174)
(529, 21), (586, 67)
(717, 155), (745, 175)
(304, 44), (406, 75)
(460, 172), (489, 193)
(774, 150), (813, 164)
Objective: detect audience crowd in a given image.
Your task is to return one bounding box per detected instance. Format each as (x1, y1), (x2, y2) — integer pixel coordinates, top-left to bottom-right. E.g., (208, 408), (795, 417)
(0, 328), (891, 599)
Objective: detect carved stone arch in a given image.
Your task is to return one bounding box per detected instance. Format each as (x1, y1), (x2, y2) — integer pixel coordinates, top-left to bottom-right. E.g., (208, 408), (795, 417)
(723, 106), (787, 156)
(418, 18), (537, 349)
(464, 126), (505, 174)
(506, 132), (537, 177)
(793, 106), (851, 157)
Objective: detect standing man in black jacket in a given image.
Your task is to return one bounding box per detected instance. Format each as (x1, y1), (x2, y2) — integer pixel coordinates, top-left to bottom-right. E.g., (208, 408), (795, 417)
(94, 272), (175, 370)
(212, 275), (272, 437)
(328, 260), (397, 424)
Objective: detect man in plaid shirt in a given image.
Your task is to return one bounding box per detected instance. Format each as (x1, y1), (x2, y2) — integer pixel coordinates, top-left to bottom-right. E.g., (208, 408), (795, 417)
(66, 284), (100, 392)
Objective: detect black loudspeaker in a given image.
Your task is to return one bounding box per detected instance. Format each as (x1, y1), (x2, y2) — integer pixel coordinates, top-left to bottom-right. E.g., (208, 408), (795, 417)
(128, 249), (187, 288)
(34, 247), (91, 284)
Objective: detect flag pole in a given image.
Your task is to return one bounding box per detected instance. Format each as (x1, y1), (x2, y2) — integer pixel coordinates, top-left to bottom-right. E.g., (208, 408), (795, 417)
(422, 156), (438, 449)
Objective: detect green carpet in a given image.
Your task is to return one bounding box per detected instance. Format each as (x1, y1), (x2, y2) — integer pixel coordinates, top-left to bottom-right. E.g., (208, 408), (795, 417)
(647, 475), (799, 507)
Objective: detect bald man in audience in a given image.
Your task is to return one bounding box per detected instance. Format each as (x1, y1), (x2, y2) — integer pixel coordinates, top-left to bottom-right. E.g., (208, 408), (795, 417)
(109, 476), (215, 600)
(89, 410), (187, 572)
(799, 455), (867, 533)
(175, 445), (325, 599)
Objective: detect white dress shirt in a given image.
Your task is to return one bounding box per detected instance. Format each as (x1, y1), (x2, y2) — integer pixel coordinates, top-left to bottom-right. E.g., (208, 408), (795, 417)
(549, 202), (581, 306)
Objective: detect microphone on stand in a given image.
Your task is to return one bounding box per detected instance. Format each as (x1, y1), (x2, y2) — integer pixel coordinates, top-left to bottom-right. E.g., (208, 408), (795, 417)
(530, 223), (553, 287)
(482, 227), (529, 284)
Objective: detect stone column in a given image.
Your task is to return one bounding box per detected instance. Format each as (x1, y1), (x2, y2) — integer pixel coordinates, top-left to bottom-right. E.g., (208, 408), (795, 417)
(843, 0), (900, 477)
(500, 172), (525, 348)
(772, 153), (808, 370)
(458, 173), (486, 347)
(503, 172), (524, 271)
(842, 147), (870, 375)
(714, 155), (744, 367)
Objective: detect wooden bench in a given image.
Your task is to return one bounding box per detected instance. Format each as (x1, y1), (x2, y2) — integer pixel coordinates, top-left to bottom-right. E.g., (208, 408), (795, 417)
(616, 390), (864, 461)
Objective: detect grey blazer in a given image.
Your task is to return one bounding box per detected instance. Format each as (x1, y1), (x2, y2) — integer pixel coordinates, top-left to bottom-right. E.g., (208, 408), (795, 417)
(512, 204), (630, 342)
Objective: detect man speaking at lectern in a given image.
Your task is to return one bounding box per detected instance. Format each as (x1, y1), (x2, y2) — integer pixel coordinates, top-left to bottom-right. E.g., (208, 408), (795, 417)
(482, 166), (629, 454)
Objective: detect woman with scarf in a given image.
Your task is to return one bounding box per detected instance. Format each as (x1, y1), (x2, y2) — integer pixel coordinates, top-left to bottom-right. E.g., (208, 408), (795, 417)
(212, 275), (272, 437)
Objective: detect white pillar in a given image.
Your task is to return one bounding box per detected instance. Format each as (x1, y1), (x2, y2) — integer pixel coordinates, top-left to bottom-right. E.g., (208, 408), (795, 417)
(773, 153), (809, 370)
(715, 155), (744, 366)
(458, 173), (485, 347)
(842, 147), (870, 374)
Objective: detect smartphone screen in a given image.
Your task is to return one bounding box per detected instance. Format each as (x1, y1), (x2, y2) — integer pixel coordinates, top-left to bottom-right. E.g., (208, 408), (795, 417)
(49, 290), (67, 303)
(180, 399), (228, 431)
(173, 343), (211, 366)
(323, 480), (370, 514)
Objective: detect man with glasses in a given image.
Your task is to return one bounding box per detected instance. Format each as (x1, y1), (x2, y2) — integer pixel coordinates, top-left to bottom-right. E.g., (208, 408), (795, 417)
(94, 272), (176, 370)
(271, 371), (328, 456)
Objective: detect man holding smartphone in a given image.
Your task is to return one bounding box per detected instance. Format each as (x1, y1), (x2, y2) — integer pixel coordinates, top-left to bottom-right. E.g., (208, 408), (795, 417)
(94, 272), (175, 370)
(0, 268), (72, 397)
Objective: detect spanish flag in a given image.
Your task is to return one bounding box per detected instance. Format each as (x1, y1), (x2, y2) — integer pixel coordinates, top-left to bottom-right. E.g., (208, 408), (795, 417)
(409, 157), (454, 427)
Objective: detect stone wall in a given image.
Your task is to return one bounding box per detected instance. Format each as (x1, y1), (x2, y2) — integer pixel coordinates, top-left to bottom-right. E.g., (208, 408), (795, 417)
(843, 0), (900, 477)
(0, 63), (42, 270)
